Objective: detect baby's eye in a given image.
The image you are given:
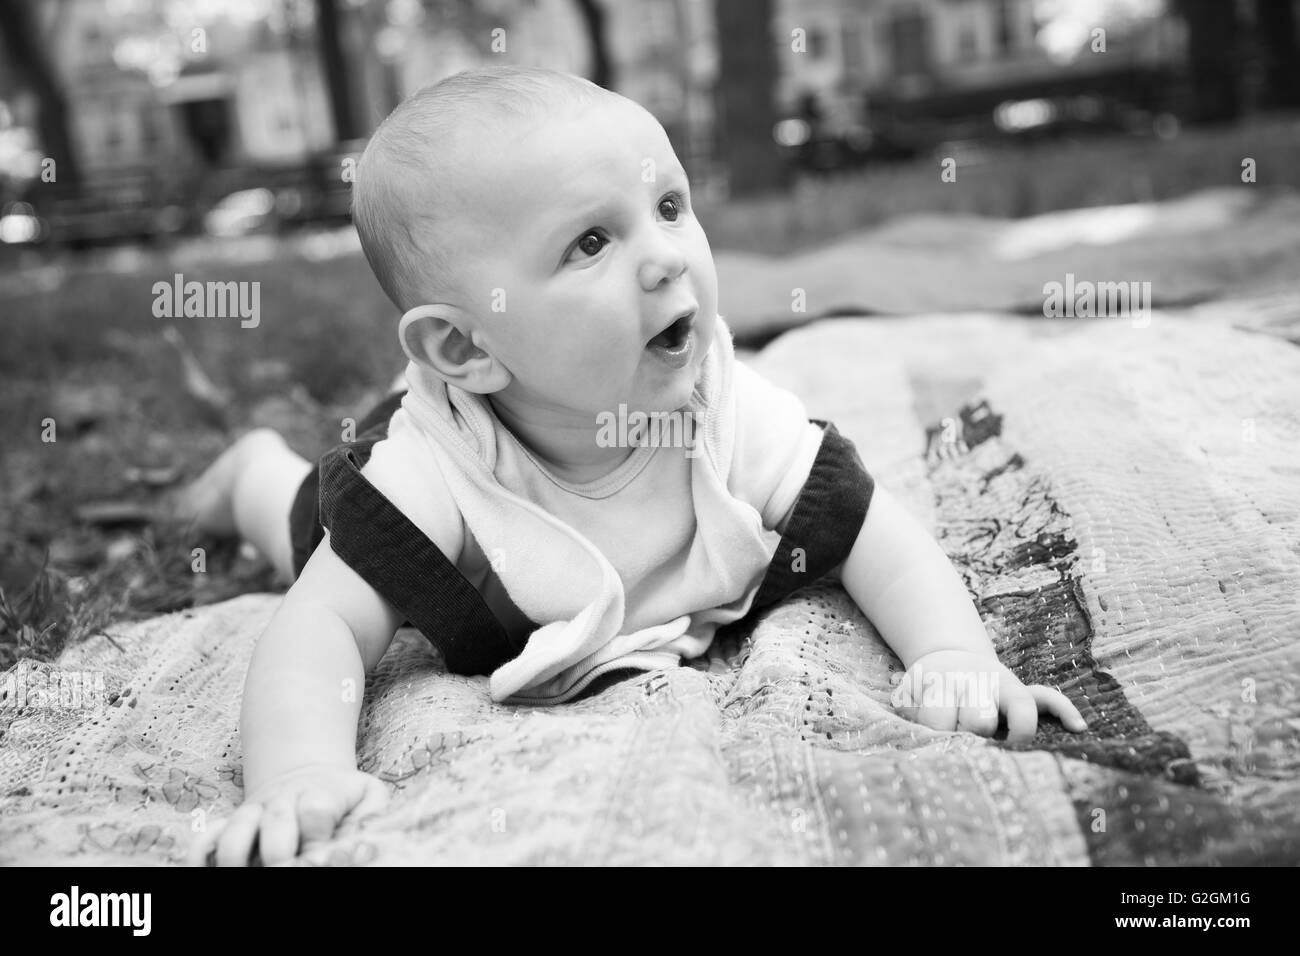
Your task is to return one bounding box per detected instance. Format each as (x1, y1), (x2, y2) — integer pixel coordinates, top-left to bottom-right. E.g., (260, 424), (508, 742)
(571, 230), (608, 260)
(659, 192), (686, 221)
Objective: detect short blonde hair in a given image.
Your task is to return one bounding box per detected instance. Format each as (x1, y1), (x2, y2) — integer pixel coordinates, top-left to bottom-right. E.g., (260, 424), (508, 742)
(352, 65), (607, 313)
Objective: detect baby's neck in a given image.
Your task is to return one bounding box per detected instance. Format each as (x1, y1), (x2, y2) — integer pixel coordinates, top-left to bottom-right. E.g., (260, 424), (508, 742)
(488, 394), (636, 485)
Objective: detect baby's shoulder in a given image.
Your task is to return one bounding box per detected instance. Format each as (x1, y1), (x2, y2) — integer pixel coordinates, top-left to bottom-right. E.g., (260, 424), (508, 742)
(727, 360), (816, 449)
(356, 408), (467, 565)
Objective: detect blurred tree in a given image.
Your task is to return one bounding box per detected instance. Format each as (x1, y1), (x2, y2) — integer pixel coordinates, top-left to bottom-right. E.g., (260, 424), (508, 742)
(0, 0), (81, 192)
(573, 0), (611, 89)
(316, 0), (359, 141)
(1171, 0), (1241, 123)
(1256, 0), (1300, 109)
(714, 0), (788, 197)
(344, 0), (612, 135)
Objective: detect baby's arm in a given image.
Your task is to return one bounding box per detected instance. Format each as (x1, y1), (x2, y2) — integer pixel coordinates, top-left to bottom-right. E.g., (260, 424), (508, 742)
(188, 533), (402, 866)
(839, 484), (1086, 743)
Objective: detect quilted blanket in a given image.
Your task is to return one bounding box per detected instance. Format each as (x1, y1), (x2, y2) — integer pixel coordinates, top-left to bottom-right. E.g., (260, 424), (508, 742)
(2, 296), (1299, 865)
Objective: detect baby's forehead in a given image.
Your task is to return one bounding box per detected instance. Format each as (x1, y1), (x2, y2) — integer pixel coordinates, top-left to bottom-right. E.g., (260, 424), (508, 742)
(507, 103), (680, 184)
(427, 96), (682, 239)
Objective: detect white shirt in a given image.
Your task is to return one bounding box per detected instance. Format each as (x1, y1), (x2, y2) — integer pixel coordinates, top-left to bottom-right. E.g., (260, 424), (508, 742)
(360, 317), (823, 703)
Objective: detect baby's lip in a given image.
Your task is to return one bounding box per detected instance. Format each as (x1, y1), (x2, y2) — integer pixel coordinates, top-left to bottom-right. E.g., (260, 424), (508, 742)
(647, 304), (698, 345)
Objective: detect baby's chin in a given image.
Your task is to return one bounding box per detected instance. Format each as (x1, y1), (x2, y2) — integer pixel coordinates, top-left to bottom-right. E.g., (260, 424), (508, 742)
(623, 374), (699, 418)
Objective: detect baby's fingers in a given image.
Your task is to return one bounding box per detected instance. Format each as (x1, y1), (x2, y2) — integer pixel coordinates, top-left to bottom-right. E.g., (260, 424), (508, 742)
(893, 675), (958, 731)
(186, 817), (227, 867)
(1001, 690), (1040, 745)
(297, 789), (345, 845)
(908, 704), (960, 733)
(349, 775), (390, 823)
(211, 802), (264, 867)
(1027, 684), (1088, 733)
(955, 700), (999, 737)
(257, 793), (303, 866)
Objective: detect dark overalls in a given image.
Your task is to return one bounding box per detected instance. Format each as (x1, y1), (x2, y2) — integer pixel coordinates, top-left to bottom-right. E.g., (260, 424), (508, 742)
(288, 392), (876, 678)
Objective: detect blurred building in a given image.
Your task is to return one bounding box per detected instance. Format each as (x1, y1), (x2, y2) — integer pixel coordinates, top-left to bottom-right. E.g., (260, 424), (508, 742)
(37, 0), (334, 178)
(605, 0), (720, 191)
(356, 0), (721, 189)
(773, 0), (1188, 145)
(12, 0), (722, 196)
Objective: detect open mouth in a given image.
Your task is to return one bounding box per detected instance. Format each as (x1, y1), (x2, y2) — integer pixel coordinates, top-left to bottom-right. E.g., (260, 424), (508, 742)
(647, 310), (695, 351)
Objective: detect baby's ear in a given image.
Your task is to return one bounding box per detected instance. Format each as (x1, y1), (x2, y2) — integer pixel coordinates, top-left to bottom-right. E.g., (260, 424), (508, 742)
(398, 304), (511, 394)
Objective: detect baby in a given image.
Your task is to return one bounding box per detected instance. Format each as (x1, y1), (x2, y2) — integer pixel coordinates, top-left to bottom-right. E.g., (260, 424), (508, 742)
(182, 65), (1086, 866)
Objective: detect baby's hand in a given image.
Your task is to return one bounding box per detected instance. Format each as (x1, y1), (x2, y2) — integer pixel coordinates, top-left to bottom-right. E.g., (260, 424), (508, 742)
(186, 764), (389, 867)
(891, 649), (1087, 745)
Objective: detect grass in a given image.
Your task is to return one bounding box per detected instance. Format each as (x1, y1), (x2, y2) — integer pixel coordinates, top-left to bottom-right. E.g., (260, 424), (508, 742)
(2, 114), (1298, 667)
(697, 114), (1300, 255)
(0, 246), (406, 667)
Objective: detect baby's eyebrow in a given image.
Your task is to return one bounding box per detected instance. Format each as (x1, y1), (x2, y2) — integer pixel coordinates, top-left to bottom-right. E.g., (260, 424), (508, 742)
(660, 165), (689, 184)
(544, 201), (617, 249)
(546, 168), (690, 246)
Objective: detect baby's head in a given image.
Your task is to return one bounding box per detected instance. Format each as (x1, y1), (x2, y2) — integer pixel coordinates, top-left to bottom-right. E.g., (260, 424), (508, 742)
(351, 65), (718, 420)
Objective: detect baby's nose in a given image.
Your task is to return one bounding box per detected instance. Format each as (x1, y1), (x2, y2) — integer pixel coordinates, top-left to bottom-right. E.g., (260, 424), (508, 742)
(638, 240), (688, 290)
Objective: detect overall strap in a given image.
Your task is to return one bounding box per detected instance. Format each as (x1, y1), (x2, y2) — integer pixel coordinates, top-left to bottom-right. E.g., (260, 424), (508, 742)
(750, 420), (875, 611)
(317, 443), (528, 676)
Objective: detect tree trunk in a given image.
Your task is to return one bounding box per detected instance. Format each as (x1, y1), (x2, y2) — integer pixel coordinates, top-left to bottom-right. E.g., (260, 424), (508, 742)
(315, 0), (358, 141)
(1173, 0), (1242, 123)
(573, 0), (613, 89)
(0, 0), (81, 192)
(714, 0), (789, 198)
(1256, 0), (1300, 109)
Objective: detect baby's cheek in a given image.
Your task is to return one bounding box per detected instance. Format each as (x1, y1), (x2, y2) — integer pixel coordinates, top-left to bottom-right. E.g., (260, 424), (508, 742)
(499, 316), (563, 361)
(510, 328), (612, 390)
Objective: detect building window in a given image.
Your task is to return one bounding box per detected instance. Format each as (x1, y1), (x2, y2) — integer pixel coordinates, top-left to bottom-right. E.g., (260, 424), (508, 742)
(996, 0), (1015, 53)
(643, 2), (672, 42)
(808, 27), (826, 59)
(889, 10), (931, 76)
(140, 106), (158, 146)
(842, 18), (865, 77)
(958, 26), (978, 61)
